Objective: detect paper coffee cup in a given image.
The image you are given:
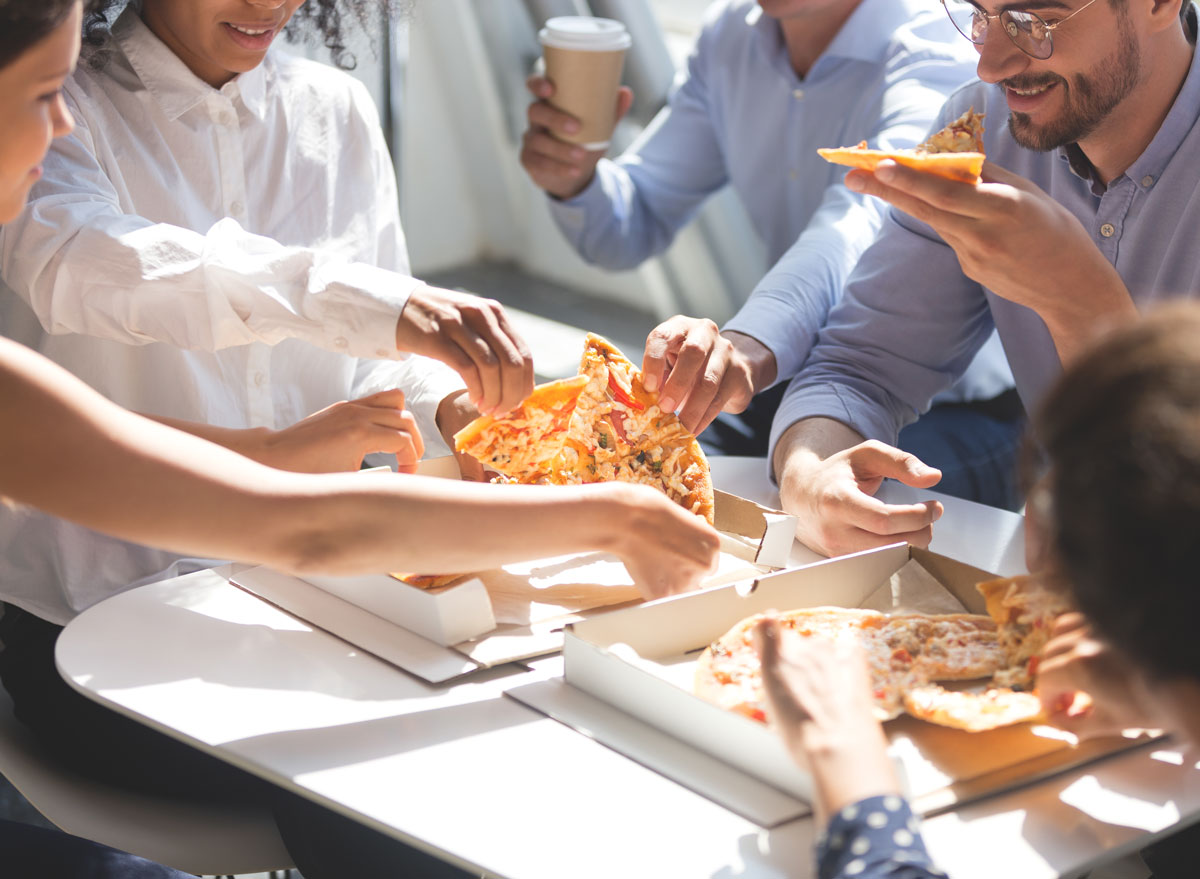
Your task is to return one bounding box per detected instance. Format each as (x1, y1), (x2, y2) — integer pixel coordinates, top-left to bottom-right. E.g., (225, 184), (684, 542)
(538, 16), (632, 150)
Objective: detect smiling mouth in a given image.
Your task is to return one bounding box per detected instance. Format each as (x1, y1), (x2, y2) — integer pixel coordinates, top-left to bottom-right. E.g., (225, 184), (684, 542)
(227, 24), (274, 36)
(1008, 84), (1052, 97)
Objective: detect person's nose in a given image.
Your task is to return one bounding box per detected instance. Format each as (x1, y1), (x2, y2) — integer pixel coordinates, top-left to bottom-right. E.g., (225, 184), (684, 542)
(975, 17), (1031, 85)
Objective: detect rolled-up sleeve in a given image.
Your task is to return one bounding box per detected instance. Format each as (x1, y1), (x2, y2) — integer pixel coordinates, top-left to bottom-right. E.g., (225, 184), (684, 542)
(545, 21), (729, 270)
(0, 88), (421, 364)
(724, 48), (981, 385)
(768, 205), (995, 462)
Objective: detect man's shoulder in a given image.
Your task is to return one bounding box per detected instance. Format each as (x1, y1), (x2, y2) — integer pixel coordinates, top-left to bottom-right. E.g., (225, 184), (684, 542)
(878, 2), (979, 68)
(694, 0), (762, 48)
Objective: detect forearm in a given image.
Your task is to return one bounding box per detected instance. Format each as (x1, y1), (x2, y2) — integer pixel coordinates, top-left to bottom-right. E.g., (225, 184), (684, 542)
(804, 725), (901, 827)
(145, 414), (274, 465)
(1039, 271), (1139, 366)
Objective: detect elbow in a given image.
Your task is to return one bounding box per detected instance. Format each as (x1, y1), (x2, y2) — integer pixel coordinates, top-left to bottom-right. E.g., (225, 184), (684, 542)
(267, 526), (356, 577)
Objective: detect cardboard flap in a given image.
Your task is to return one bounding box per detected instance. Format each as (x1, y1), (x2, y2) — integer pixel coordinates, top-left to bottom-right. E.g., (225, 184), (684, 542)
(713, 490), (796, 568)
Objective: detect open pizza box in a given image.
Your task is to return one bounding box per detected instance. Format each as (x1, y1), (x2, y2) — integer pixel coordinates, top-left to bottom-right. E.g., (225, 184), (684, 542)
(508, 542), (1158, 828)
(231, 456), (797, 684)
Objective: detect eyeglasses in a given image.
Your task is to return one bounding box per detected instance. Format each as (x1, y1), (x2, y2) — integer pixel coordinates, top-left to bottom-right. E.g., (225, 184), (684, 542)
(941, 0), (1103, 60)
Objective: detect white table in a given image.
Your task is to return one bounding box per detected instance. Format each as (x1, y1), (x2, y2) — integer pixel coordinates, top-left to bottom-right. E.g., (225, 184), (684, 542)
(56, 459), (1199, 879)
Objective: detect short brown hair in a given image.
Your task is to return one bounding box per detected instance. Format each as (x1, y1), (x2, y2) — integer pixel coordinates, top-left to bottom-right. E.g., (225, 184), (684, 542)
(1036, 303), (1200, 680)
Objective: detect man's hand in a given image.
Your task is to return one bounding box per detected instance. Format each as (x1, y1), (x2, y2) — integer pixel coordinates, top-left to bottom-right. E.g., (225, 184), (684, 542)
(754, 619), (900, 820)
(1038, 613), (1162, 740)
(396, 286), (534, 416)
(845, 160), (1137, 363)
(519, 74), (634, 199)
(260, 389), (423, 474)
(775, 419), (943, 557)
(435, 389), (489, 482)
(641, 320), (777, 435)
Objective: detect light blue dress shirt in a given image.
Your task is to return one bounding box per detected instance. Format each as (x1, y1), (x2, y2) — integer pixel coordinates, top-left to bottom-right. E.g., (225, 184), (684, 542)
(546, 0), (1012, 401)
(770, 8), (1200, 462)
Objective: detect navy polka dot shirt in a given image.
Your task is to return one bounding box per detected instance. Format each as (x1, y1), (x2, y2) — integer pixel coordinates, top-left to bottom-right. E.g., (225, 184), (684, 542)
(817, 795), (945, 879)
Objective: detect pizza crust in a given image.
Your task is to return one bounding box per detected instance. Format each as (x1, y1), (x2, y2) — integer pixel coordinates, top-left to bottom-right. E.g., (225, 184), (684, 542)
(818, 108), (986, 183)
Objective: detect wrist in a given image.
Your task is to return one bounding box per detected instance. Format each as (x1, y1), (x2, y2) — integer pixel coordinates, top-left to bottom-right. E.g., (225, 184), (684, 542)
(724, 331), (777, 392)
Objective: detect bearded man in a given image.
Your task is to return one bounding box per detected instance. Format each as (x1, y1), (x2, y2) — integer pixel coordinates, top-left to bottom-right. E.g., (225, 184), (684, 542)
(768, 0), (1199, 557)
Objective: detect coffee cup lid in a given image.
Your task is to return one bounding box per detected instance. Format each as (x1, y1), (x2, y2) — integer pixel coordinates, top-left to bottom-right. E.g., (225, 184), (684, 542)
(538, 16), (632, 52)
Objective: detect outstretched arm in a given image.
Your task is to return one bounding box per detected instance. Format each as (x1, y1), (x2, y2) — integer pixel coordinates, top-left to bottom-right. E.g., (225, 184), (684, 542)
(0, 338), (718, 596)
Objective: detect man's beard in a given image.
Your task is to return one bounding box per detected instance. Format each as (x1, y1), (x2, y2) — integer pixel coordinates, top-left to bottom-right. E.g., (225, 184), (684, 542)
(1006, 27), (1143, 152)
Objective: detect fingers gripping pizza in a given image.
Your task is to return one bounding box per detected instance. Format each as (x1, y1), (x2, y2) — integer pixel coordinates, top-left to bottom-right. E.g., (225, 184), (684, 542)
(694, 608), (1008, 724)
(817, 108), (986, 183)
(452, 375), (590, 483)
(549, 334), (716, 524)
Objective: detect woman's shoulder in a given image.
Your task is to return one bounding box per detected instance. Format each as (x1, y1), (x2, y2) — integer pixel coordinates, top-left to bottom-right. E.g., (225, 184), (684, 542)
(267, 50), (376, 116)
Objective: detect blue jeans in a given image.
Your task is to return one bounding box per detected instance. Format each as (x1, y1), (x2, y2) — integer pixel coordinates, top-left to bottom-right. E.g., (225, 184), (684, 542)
(699, 384), (1026, 511)
(0, 819), (192, 878)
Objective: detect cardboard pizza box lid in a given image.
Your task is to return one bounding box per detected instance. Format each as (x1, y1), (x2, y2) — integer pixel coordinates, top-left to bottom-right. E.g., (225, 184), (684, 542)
(231, 456), (797, 684)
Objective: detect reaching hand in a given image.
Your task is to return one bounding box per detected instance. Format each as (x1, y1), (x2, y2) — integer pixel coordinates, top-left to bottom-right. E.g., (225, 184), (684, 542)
(396, 286), (535, 416)
(1038, 613), (1162, 740)
(640, 319), (776, 436)
(519, 74), (634, 199)
(777, 430), (944, 557)
(754, 619), (900, 818)
(261, 388), (423, 474)
(610, 486), (720, 600)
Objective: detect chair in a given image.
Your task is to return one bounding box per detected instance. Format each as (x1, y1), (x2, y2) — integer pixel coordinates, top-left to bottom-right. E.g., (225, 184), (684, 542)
(0, 687), (293, 876)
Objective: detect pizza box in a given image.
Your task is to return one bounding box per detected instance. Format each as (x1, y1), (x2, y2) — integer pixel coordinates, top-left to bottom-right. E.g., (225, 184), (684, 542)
(231, 456), (798, 684)
(508, 542), (1155, 826)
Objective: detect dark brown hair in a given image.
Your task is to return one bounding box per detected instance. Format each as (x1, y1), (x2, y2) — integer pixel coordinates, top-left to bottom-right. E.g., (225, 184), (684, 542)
(1036, 303), (1200, 680)
(0, 0), (94, 69)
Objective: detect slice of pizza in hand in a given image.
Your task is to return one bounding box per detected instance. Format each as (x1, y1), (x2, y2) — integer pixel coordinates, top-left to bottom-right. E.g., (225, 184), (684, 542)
(976, 574), (1073, 690)
(551, 333), (716, 524)
(452, 375), (590, 483)
(817, 108), (986, 183)
(388, 572), (465, 590)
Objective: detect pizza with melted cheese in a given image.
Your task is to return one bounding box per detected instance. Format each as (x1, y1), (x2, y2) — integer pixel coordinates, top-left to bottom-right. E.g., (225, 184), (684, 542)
(452, 375), (589, 483)
(817, 108), (986, 183)
(976, 574), (1073, 689)
(694, 607), (1008, 724)
(548, 334), (716, 524)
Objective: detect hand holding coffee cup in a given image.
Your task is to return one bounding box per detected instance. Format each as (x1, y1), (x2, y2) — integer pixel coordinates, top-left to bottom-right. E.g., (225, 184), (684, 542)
(520, 17), (634, 200)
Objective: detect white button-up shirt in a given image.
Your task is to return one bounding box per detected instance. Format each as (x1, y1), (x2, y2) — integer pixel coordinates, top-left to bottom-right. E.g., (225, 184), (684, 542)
(0, 7), (464, 623)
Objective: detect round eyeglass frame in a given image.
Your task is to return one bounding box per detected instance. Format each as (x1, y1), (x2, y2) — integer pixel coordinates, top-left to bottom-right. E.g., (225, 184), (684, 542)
(940, 0), (1104, 60)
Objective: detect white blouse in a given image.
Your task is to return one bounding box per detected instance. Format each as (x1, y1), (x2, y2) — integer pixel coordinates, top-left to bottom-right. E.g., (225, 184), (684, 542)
(0, 7), (464, 623)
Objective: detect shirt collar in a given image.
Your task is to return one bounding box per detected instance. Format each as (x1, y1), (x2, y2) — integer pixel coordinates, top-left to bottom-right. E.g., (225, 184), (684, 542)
(113, 4), (270, 122)
(746, 0), (920, 79)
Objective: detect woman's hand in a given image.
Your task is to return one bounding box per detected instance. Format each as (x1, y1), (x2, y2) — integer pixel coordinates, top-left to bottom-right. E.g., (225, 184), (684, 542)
(606, 486), (720, 599)
(259, 388), (423, 474)
(754, 619), (901, 821)
(1038, 613), (1162, 739)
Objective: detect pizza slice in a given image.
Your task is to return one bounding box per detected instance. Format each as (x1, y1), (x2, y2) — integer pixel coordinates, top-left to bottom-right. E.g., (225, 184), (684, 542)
(976, 574), (1073, 689)
(817, 108), (986, 183)
(453, 374), (590, 483)
(551, 333), (716, 524)
(388, 572), (465, 590)
(902, 683), (1045, 733)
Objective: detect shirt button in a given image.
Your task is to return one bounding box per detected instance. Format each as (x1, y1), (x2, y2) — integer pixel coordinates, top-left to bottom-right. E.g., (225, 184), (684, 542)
(222, 111), (236, 126)
(1141, 175), (1155, 187)
(253, 371), (265, 387)
(792, 88), (804, 100)
(230, 201), (244, 216)
(334, 336), (349, 349)
(789, 169), (798, 180)
(1100, 223), (1116, 238)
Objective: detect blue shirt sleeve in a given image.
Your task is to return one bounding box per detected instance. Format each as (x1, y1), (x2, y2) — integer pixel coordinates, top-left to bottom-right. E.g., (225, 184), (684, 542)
(544, 18), (728, 271)
(817, 795), (945, 879)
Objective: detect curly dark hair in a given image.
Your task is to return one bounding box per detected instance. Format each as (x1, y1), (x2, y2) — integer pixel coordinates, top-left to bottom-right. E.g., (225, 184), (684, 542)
(1036, 303), (1200, 682)
(83, 0), (400, 70)
(0, 0), (99, 69)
